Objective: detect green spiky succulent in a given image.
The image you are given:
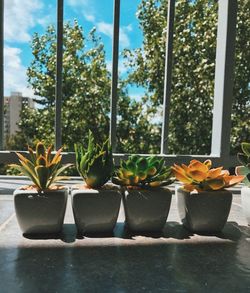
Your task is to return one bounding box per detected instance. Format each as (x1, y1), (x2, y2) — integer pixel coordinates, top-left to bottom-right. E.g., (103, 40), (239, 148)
(74, 130), (113, 188)
(10, 142), (71, 191)
(236, 142), (250, 186)
(112, 155), (175, 188)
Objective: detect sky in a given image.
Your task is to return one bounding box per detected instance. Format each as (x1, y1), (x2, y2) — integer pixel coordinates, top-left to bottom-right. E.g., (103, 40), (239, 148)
(4, 0), (144, 99)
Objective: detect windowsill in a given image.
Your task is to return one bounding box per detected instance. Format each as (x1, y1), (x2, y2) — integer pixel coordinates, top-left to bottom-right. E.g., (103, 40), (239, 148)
(0, 188), (249, 291)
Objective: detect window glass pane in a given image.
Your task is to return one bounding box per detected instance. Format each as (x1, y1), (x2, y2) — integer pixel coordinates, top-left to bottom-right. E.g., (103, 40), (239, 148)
(168, 0), (218, 155)
(4, 0), (56, 150)
(230, 0), (250, 154)
(61, 0), (113, 151)
(117, 0), (163, 154)
(118, 0), (218, 155)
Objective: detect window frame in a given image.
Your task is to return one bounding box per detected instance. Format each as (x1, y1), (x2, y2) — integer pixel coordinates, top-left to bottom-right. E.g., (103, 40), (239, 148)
(0, 0), (238, 168)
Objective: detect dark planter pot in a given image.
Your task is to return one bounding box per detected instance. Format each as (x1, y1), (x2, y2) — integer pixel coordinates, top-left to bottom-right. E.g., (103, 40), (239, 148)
(122, 187), (172, 232)
(241, 186), (250, 225)
(71, 185), (121, 234)
(176, 187), (232, 233)
(14, 188), (68, 234)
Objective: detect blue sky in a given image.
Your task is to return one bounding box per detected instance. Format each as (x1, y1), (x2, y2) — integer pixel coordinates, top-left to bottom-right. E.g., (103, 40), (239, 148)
(4, 0), (144, 99)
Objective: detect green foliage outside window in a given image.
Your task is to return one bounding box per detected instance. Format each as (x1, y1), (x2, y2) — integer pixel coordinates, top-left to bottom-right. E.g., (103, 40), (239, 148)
(6, 0), (250, 158)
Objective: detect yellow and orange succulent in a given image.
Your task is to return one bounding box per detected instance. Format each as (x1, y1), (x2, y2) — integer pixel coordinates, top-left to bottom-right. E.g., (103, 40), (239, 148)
(172, 159), (244, 192)
(10, 142), (72, 191)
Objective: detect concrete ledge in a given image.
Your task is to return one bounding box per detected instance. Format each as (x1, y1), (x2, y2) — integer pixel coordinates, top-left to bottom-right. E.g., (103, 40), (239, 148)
(0, 192), (249, 292)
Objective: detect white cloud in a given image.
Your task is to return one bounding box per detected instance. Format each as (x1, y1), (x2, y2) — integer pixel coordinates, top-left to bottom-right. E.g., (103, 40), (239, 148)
(67, 0), (95, 22)
(4, 46), (34, 98)
(107, 60), (127, 75)
(67, 0), (89, 6)
(124, 24), (133, 32)
(83, 13), (96, 22)
(37, 5), (56, 28)
(120, 30), (131, 48)
(67, 1), (132, 46)
(4, 0), (43, 43)
(96, 22), (113, 38)
(97, 21), (132, 48)
(129, 94), (143, 102)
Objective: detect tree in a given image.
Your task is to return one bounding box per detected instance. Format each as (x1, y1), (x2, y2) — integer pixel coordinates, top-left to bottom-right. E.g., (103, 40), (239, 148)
(123, 0), (249, 155)
(230, 0), (250, 153)
(9, 20), (159, 153)
(10, 1), (249, 155)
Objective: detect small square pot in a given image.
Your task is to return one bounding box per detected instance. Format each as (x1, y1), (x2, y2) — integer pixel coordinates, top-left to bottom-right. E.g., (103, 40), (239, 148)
(71, 185), (121, 234)
(14, 188), (68, 234)
(122, 187), (172, 232)
(176, 187), (232, 233)
(241, 186), (250, 225)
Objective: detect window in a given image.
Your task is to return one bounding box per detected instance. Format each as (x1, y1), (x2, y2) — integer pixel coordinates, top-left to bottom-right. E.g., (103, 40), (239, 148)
(0, 0), (247, 169)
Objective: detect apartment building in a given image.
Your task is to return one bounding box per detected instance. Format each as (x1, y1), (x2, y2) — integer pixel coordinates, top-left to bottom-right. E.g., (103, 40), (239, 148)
(4, 92), (34, 138)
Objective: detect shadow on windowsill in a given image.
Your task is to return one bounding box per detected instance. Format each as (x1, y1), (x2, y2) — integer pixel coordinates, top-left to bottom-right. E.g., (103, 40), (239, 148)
(22, 221), (250, 243)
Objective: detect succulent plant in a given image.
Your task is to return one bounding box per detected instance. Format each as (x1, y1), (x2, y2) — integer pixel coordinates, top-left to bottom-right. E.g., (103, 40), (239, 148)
(112, 155), (174, 188)
(10, 142), (71, 191)
(172, 159), (244, 192)
(236, 142), (250, 186)
(74, 130), (113, 189)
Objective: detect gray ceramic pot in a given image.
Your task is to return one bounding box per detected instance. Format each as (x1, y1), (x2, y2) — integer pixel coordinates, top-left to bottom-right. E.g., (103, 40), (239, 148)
(71, 185), (121, 234)
(241, 186), (250, 225)
(14, 188), (68, 234)
(122, 187), (172, 232)
(176, 187), (232, 233)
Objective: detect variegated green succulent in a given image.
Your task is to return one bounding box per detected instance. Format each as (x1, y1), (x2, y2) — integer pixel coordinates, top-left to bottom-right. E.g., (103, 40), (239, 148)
(236, 142), (250, 186)
(10, 142), (71, 190)
(74, 130), (113, 188)
(112, 155), (175, 187)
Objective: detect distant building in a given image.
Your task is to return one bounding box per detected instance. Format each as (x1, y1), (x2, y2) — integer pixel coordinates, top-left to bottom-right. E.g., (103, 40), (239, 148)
(4, 92), (34, 139)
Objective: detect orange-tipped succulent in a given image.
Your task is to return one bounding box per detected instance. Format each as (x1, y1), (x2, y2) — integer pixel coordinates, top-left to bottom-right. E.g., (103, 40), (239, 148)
(172, 159), (244, 192)
(10, 142), (72, 191)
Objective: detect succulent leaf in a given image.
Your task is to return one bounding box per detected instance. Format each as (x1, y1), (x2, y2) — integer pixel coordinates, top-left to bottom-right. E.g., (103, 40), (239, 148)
(36, 142), (46, 157)
(51, 148), (63, 164)
(125, 160), (135, 171)
(10, 142), (71, 191)
(172, 159), (243, 192)
(235, 166), (249, 176)
(112, 155), (174, 188)
(237, 153), (249, 166)
(147, 167), (157, 176)
(137, 158), (148, 170)
(242, 142), (250, 157)
(35, 166), (48, 190)
(46, 164), (72, 188)
(28, 146), (36, 164)
(74, 130), (113, 188)
(46, 145), (52, 162)
(236, 142), (250, 186)
(130, 155), (140, 162)
(36, 155), (47, 166)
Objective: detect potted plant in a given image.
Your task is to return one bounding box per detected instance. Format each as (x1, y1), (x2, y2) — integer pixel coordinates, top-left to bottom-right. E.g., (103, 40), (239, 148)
(11, 142), (71, 235)
(72, 130), (121, 234)
(236, 142), (250, 225)
(112, 155), (174, 232)
(172, 159), (244, 233)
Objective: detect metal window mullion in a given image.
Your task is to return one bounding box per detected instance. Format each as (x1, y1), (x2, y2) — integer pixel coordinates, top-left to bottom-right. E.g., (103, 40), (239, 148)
(211, 0), (238, 160)
(160, 0), (175, 155)
(55, 0), (64, 150)
(0, 0), (4, 150)
(110, 0), (120, 152)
